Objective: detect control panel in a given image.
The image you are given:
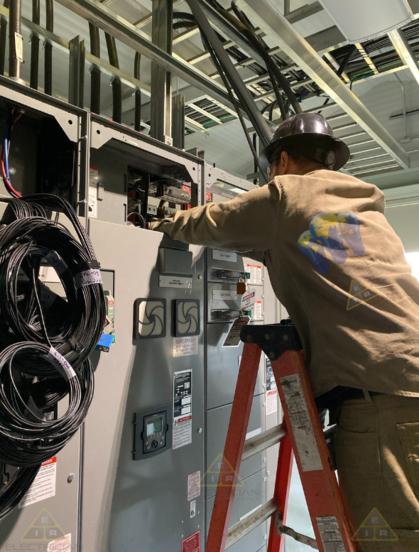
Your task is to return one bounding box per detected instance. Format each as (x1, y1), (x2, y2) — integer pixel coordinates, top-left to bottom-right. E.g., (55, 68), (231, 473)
(133, 404), (172, 460)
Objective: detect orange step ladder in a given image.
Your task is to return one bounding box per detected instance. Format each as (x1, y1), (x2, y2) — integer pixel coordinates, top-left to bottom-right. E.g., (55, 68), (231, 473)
(206, 322), (360, 552)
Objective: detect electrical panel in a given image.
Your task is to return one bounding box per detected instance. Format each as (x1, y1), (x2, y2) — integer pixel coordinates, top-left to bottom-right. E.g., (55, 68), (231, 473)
(0, 79), (280, 552)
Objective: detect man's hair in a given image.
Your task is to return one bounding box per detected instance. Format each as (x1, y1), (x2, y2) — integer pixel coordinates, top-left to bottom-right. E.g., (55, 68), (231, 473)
(269, 136), (334, 169)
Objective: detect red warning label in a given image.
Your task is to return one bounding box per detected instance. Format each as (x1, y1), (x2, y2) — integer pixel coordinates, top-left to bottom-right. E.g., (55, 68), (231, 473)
(182, 530), (200, 552)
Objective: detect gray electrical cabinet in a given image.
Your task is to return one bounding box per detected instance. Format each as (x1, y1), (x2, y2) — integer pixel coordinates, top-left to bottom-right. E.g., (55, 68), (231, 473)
(0, 78), (280, 552)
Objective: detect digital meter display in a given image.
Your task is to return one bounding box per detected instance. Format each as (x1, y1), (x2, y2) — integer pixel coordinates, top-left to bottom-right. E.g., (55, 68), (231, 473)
(146, 416), (163, 436)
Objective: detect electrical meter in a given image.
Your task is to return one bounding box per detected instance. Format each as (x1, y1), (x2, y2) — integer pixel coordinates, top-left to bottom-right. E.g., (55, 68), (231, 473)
(133, 404), (172, 460)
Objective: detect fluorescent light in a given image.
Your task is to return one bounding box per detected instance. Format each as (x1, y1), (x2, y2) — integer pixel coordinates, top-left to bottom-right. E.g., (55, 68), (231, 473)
(319, 0), (412, 43)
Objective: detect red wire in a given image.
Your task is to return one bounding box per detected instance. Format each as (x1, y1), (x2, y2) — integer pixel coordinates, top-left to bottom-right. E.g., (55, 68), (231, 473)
(1, 142), (21, 198)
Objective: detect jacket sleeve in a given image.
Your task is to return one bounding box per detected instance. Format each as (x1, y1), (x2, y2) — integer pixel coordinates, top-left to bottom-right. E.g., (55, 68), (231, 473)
(149, 182), (281, 254)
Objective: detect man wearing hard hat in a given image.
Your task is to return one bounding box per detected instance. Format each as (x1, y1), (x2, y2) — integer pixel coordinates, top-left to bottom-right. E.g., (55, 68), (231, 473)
(150, 113), (419, 551)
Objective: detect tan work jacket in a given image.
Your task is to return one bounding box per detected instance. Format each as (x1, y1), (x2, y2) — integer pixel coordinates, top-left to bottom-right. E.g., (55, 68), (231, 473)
(151, 169), (419, 398)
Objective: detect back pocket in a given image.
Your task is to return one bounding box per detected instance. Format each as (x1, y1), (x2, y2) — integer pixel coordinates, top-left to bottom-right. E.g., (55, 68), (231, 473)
(397, 422), (419, 494)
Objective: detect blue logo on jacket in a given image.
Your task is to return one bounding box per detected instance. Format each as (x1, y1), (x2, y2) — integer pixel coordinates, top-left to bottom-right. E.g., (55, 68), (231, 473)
(298, 212), (365, 274)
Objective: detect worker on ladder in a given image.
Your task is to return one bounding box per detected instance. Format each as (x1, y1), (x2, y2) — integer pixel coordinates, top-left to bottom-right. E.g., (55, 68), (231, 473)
(150, 113), (419, 551)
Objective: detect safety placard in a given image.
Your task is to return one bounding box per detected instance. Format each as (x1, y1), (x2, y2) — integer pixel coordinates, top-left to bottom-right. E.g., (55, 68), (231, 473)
(188, 471), (201, 501)
(19, 457), (57, 509)
(245, 264), (262, 285)
(266, 359), (278, 415)
(212, 250), (237, 263)
(223, 316), (250, 347)
(173, 371), (192, 450)
(182, 530), (200, 552)
(173, 336), (198, 357)
(47, 533), (71, 552)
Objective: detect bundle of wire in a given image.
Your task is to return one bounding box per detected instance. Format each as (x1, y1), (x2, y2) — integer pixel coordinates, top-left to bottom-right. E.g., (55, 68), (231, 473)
(0, 193), (105, 520)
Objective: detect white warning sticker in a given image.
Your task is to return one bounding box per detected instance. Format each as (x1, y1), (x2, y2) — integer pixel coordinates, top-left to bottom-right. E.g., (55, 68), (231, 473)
(253, 301), (263, 320)
(173, 371), (193, 450)
(19, 457), (57, 509)
(47, 533), (71, 552)
(173, 416), (192, 450)
(173, 336), (198, 357)
(212, 250), (237, 263)
(245, 264), (262, 285)
(280, 374), (322, 472)
(188, 471), (201, 501)
(266, 358), (278, 415)
(266, 390), (278, 415)
(316, 517), (345, 552)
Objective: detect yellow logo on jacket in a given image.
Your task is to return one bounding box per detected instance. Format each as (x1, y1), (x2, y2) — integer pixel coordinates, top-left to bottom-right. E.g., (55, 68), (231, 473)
(347, 280), (379, 310)
(298, 211), (365, 274)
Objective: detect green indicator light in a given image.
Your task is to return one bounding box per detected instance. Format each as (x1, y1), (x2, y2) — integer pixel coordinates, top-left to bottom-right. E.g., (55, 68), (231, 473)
(243, 310), (252, 316)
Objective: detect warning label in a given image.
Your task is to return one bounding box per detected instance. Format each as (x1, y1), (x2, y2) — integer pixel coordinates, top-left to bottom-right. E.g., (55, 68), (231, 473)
(173, 336), (198, 357)
(47, 533), (71, 551)
(19, 458), (57, 509)
(266, 390), (278, 415)
(245, 264), (262, 285)
(173, 371), (192, 450)
(188, 471), (201, 501)
(223, 316), (250, 347)
(253, 301), (263, 320)
(266, 359), (278, 415)
(182, 530), (200, 552)
(317, 517), (345, 552)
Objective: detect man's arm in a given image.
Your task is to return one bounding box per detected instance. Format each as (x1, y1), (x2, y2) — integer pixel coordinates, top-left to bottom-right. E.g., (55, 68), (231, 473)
(149, 182), (281, 254)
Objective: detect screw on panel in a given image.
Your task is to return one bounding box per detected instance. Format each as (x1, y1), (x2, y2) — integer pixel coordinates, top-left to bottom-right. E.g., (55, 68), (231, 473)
(283, 335), (289, 341)
(265, 334), (270, 340)
(197, 428), (203, 433)
(198, 275), (203, 280)
(269, 352), (275, 359)
(67, 474), (74, 484)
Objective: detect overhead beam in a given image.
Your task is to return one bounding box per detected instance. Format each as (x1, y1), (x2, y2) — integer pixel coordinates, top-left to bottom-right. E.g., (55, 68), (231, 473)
(237, 0), (409, 169)
(389, 28), (419, 86)
(54, 0), (240, 114)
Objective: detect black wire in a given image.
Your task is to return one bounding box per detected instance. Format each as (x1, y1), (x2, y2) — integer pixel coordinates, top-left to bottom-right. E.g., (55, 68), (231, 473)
(200, 31), (268, 183)
(0, 194), (104, 520)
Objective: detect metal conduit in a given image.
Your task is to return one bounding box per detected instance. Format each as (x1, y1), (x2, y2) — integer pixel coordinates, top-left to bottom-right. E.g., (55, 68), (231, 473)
(44, 0), (53, 95)
(89, 23), (101, 113)
(30, 0), (40, 88)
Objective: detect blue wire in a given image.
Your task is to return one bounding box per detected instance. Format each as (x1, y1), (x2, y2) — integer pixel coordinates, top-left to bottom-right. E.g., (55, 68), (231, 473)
(4, 122), (10, 179)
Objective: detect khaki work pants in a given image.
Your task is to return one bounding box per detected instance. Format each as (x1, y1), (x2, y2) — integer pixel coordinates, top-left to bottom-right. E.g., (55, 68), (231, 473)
(335, 394), (419, 552)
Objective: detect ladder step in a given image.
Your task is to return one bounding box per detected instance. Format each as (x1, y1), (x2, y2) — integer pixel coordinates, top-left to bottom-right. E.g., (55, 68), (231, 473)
(225, 498), (278, 549)
(242, 423), (287, 461)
